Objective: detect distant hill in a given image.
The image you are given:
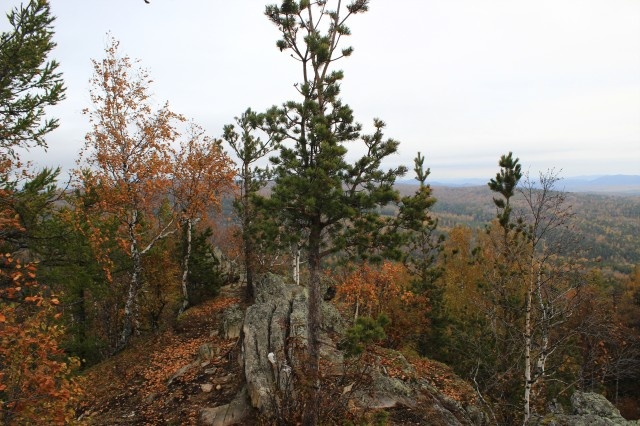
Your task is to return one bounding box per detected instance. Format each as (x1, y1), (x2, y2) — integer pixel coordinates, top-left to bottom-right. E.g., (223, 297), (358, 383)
(400, 175), (640, 195)
(560, 175), (640, 194)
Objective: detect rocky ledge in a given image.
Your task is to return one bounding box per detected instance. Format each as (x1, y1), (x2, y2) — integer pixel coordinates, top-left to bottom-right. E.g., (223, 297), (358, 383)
(202, 273), (488, 425)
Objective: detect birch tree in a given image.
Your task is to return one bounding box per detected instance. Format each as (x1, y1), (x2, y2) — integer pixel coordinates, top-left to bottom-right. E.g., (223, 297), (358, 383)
(78, 37), (183, 349)
(488, 153), (583, 424)
(172, 123), (235, 313)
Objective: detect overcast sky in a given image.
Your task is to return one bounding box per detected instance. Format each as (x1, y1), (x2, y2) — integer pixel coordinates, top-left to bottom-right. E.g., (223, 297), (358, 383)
(5, 0), (640, 181)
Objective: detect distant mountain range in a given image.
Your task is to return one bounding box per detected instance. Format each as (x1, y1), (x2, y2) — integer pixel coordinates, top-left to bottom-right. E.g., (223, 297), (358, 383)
(412, 175), (640, 195)
(558, 175), (640, 194)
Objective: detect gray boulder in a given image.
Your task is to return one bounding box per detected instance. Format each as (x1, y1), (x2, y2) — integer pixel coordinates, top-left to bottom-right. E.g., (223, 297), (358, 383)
(200, 387), (251, 426)
(239, 273), (485, 425)
(220, 304), (244, 339)
(350, 351), (485, 425)
(532, 391), (639, 426)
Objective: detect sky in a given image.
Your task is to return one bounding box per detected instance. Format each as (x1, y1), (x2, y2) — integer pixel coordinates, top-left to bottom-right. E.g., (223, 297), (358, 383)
(5, 0), (640, 182)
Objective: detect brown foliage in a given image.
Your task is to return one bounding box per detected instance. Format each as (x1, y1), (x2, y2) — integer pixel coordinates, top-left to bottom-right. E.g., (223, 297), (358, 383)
(76, 36), (185, 346)
(172, 123), (235, 224)
(0, 155), (82, 424)
(77, 35), (183, 259)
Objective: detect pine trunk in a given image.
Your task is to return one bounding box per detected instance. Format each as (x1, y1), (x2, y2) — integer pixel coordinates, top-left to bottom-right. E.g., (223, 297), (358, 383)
(243, 165), (255, 303)
(302, 223), (322, 426)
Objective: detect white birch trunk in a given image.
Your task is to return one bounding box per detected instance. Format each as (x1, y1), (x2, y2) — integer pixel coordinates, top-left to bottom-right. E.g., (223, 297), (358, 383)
(179, 218), (192, 314)
(121, 210), (142, 349)
(523, 263), (534, 425)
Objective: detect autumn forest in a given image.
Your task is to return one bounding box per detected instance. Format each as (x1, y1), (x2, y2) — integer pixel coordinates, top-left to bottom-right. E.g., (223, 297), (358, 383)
(1, 1), (639, 425)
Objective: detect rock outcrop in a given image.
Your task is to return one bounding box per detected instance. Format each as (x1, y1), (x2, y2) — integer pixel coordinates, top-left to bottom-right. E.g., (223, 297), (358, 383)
(241, 273), (308, 413)
(238, 273), (486, 425)
(532, 391), (640, 426)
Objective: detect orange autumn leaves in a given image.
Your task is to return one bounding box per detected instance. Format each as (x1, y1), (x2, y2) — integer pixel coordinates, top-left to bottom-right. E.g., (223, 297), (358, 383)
(0, 253), (82, 425)
(76, 36), (236, 344)
(172, 124), (235, 224)
(0, 303), (82, 425)
(335, 261), (411, 319)
(333, 261), (430, 348)
(77, 36), (236, 268)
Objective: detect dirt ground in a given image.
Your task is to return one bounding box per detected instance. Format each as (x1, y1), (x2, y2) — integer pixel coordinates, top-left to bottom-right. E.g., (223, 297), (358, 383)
(77, 285), (248, 425)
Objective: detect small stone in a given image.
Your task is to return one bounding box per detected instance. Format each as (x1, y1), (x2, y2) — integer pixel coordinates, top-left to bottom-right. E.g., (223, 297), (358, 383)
(205, 367), (217, 375)
(220, 373), (234, 383)
(201, 383), (213, 393)
(167, 363), (193, 386)
(143, 392), (157, 403)
(342, 382), (354, 395)
(198, 343), (215, 362)
(201, 360), (210, 368)
(216, 384), (222, 391)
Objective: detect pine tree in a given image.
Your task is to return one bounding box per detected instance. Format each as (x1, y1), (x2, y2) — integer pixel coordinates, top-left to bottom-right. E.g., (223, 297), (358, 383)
(223, 108), (282, 302)
(263, 2), (406, 423)
(488, 151), (522, 230)
(0, 3), (81, 422)
(0, 0), (65, 159)
(396, 153), (445, 357)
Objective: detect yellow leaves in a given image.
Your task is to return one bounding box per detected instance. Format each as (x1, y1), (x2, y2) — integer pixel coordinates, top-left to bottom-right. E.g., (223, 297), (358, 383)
(400, 290), (416, 303)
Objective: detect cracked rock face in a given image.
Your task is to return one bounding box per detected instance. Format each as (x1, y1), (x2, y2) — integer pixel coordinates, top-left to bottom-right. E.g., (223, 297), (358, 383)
(241, 273), (345, 415)
(240, 274), (485, 425)
(242, 274), (305, 413)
